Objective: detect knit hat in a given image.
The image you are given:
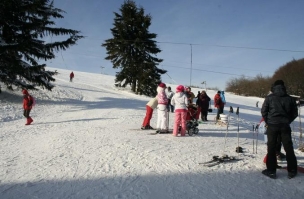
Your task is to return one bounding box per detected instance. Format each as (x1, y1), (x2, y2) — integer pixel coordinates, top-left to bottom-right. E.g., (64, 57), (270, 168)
(176, 85), (184, 92)
(273, 80), (284, 86)
(217, 91), (221, 94)
(158, 83), (166, 88)
(22, 89), (29, 95)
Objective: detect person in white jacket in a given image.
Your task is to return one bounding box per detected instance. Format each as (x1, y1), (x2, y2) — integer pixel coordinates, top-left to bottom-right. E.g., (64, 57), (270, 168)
(156, 83), (168, 132)
(171, 85), (189, 136)
(166, 86), (175, 112)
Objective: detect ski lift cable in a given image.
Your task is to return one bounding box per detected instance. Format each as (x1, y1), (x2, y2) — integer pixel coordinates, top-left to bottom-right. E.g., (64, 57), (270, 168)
(159, 65), (178, 84)
(60, 51), (69, 69)
(49, 34), (69, 69)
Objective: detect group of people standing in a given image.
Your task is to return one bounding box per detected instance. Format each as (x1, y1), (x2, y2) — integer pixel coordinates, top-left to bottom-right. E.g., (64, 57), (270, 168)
(141, 83), (217, 136)
(141, 79), (299, 179)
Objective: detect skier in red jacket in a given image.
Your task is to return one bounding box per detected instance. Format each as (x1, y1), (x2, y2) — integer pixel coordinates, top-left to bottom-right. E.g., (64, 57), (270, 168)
(70, 71), (74, 82)
(22, 89), (34, 125)
(214, 91), (225, 120)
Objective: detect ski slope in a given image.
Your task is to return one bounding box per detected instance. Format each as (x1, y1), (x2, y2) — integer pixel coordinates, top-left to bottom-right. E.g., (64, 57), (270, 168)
(0, 68), (303, 199)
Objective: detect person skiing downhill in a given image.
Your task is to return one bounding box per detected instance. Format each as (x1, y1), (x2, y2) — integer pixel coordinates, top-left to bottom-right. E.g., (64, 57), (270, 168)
(22, 89), (34, 125)
(70, 71), (74, 82)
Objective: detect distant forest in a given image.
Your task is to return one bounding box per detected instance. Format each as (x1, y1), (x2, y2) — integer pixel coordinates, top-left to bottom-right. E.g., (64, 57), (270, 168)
(225, 58), (304, 98)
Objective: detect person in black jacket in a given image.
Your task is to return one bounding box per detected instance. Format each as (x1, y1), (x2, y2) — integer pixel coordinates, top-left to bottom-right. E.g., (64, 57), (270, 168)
(261, 80), (298, 179)
(197, 90), (210, 121)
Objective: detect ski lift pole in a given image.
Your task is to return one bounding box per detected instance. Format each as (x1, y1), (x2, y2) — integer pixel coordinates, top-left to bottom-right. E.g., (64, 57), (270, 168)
(298, 103), (303, 152)
(236, 107), (240, 156)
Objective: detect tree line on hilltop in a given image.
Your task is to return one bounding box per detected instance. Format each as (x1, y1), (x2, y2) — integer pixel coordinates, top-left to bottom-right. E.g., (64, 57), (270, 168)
(226, 58), (304, 98)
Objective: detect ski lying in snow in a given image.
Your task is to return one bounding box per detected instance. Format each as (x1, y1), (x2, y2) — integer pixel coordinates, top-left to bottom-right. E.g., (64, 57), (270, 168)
(148, 130), (173, 135)
(130, 129), (155, 131)
(279, 166), (304, 173)
(199, 155), (239, 167)
(199, 156), (220, 165)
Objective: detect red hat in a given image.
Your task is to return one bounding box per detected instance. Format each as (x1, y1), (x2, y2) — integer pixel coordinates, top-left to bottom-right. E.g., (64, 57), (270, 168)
(176, 85), (184, 92)
(158, 83), (166, 88)
(22, 89), (29, 95)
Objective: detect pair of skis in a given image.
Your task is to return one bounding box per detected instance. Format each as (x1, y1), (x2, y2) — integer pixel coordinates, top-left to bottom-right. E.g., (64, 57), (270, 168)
(199, 155), (240, 167)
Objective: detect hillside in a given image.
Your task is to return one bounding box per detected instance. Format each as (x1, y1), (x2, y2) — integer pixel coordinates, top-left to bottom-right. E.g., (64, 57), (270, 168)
(0, 68), (303, 199)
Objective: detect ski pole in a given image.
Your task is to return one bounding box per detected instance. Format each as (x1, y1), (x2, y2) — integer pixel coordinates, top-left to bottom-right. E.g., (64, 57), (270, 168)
(252, 125), (255, 154)
(256, 123), (258, 154)
(167, 109), (170, 132)
(236, 107), (240, 156)
(223, 109), (232, 155)
(223, 115), (229, 156)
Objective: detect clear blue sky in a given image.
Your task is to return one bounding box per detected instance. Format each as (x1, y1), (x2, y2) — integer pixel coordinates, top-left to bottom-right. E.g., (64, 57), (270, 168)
(44, 0), (304, 90)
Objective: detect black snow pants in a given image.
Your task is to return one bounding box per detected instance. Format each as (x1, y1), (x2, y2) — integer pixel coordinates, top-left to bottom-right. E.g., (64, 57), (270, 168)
(266, 124), (297, 172)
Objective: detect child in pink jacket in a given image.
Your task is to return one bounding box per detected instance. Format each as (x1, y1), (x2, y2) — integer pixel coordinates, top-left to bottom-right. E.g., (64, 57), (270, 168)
(170, 85), (188, 136)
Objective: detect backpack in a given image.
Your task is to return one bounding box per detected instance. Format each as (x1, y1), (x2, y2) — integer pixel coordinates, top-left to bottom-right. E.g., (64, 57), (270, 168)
(220, 92), (226, 104)
(28, 95), (36, 107)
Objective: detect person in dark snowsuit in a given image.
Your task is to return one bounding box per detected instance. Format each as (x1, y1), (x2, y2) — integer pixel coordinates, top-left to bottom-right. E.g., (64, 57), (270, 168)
(197, 90), (210, 121)
(261, 80), (298, 179)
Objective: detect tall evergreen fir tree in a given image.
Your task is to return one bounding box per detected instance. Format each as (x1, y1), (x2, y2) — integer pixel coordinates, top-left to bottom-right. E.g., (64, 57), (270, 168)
(0, 0), (83, 91)
(102, 0), (166, 96)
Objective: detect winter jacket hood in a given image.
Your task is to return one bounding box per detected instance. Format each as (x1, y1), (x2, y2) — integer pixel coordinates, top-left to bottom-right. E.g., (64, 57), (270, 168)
(171, 92), (188, 111)
(261, 84), (298, 125)
(271, 84), (287, 97)
(22, 90), (29, 95)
